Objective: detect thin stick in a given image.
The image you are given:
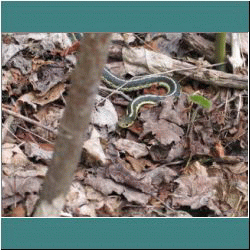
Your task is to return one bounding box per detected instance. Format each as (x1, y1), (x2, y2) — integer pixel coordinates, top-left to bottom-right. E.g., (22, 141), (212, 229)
(99, 86), (132, 101)
(2, 108), (57, 134)
(17, 125), (54, 144)
(2, 115), (15, 143)
(209, 95), (238, 112)
(143, 62), (227, 77)
(236, 92), (243, 124)
(224, 89), (229, 120)
(2, 121), (23, 143)
(96, 78), (135, 106)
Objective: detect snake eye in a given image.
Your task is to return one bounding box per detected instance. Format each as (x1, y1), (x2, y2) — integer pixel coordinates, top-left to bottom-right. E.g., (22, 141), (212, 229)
(118, 117), (132, 128)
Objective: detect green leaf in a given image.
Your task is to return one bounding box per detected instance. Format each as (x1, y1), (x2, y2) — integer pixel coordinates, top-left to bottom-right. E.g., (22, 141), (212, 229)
(189, 94), (212, 109)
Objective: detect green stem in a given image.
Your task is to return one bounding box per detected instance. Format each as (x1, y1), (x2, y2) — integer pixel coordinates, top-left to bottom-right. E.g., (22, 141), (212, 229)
(215, 33), (227, 71)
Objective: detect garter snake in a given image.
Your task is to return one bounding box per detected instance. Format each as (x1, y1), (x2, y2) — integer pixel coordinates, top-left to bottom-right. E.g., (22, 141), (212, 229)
(67, 33), (180, 128)
(102, 67), (180, 128)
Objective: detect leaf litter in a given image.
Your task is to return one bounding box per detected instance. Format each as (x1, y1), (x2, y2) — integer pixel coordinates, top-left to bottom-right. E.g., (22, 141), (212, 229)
(1, 32), (248, 217)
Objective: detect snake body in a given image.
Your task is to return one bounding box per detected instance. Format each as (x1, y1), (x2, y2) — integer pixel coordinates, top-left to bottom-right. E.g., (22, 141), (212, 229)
(67, 33), (180, 128)
(102, 67), (180, 128)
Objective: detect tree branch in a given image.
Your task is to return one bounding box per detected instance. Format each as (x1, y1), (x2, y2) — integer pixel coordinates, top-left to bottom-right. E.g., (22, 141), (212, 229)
(32, 33), (111, 217)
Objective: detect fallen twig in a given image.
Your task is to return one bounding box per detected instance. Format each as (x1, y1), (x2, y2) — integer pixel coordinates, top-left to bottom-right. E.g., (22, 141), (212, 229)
(2, 108), (57, 134)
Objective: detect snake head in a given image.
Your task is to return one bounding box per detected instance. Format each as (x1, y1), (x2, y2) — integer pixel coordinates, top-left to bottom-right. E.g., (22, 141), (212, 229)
(117, 116), (134, 128)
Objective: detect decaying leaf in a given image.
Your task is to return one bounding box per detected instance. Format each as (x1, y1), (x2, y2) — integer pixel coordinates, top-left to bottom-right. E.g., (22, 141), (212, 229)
(24, 142), (54, 161)
(17, 82), (65, 108)
(29, 64), (65, 96)
(2, 163), (48, 178)
(113, 138), (148, 159)
(107, 164), (156, 195)
(65, 181), (88, 214)
(122, 46), (173, 75)
(7, 55), (33, 75)
(83, 127), (108, 166)
(2, 43), (27, 66)
(172, 162), (222, 214)
(92, 95), (118, 133)
(2, 143), (30, 165)
(2, 174), (44, 210)
(125, 155), (155, 173)
(159, 95), (189, 126)
(142, 117), (184, 145)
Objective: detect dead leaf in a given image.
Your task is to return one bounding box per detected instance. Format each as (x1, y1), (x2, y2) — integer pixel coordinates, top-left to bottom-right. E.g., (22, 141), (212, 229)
(172, 174), (221, 213)
(32, 105), (63, 140)
(225, 162), (248, 175)
(92, 95), (118, 133)
(172, 162), (222, 214)
(123, 46), (173, 75)
(114, 139), (148, 159)
(146, 165), (178, 185)
(26, 193), (39, 216)
(29, 64), (65, 96)
(7, 55), (32, 75)
(125, 156), (155, 173)
(85, 171), (151, 206)
(142, 118), (184, 145)
(182, 161), (208, 176)
(10, 204), (26, 217)
(2, 143), (30, 165)
(24, 142), (54, 161)
(83, 128), (108, 166)
(2, 174), (43, 210)
(107, 164), (156, 194)
(214, 141), (225, 158)
(17, 82), (65, 108)
(65, 181), (88, 215)
(2, 43), (26, 66)
(2, 163), (48, 178)
(160, 95), (189, 126)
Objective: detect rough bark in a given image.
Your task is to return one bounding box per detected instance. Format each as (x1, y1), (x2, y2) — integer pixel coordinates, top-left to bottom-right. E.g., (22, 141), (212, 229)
(200, 32), (248, 55)
(32, 33), (111, 217)
(228, 33), (246, 72)
(171, 58), (248, 90)
(182, 33), (216, 63)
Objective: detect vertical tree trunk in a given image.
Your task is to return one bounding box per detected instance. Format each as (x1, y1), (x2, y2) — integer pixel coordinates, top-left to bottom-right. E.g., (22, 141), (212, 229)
(33, 33), (111, 217)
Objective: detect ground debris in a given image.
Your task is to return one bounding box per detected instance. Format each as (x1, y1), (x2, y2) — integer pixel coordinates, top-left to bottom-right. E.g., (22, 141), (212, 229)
(1, 32), (248, 217)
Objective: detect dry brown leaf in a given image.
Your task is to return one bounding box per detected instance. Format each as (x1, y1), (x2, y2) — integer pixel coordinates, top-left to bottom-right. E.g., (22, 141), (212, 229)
(17, 82), (65, 108)
(160, 95), (189, 126)
(114, 139), (148, 159)
(2, 174), (43, 210)
(84, 173), (150, 206)
(65, 181), (88, 215)
(143, 118), (184, 145)
(108, 164), (155, 194)
(182, 161), (208, 176)
(83, 128), (108, 165)
(122, 46), (173, 75)
(10, 204), (26, 217)
(91, 95), (118, 133)
(2, 143), (30, 166)
(24, 142), (54, 161)
(125, 155), (155, 173)
(29, 64), (65, 96)
(214, 141), (225, 157)
(2, 163), (48, 178)
(225, 162), (248, 175)
(172, 174), (221, 214)
(172, 163), (222, 214)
